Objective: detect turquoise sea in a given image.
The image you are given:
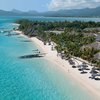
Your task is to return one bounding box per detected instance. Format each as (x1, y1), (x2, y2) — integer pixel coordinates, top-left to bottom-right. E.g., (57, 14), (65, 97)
(0, 16), (99, 100)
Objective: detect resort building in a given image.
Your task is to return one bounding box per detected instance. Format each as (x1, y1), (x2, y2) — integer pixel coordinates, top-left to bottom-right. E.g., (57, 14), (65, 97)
(82, 42), (100, 50)
(94, 52), (100, 60)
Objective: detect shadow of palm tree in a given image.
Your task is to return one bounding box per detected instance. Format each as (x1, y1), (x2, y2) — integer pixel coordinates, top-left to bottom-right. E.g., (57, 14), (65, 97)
(21, 40), (31, 42)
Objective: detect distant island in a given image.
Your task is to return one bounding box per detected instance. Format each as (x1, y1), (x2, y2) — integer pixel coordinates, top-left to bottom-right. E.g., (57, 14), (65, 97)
(0, 6), (100, 17)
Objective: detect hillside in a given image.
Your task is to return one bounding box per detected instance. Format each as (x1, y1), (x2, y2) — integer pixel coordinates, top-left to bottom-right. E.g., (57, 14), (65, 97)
(0, 6), (100, 17)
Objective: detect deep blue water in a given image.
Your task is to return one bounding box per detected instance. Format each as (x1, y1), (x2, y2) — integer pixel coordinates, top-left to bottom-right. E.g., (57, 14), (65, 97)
(0, 16), (99, 100)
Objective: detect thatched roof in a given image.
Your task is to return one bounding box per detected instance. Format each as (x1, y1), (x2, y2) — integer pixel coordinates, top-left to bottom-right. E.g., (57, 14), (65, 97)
(82, 42), (100, 50)
(94, 52), (100, 60)
(83, 33), (95, 37)
(84, 27), (100, 31)
(45, 30), (64, 34)
(96, 34), (100, 42)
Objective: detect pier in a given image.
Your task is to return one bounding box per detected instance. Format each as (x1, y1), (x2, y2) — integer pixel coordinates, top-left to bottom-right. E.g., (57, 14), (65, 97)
(19, 49), (46, 59)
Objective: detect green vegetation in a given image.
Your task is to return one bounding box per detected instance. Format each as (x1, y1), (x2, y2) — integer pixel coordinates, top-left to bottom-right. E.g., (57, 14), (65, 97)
(16, 19), (100, 67)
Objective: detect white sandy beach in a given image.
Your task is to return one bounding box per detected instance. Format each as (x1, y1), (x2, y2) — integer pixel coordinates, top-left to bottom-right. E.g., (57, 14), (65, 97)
(15, 30), (100, 99)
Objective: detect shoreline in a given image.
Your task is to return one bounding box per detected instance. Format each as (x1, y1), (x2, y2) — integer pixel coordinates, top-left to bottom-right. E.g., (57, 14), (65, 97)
(14, 30), (100, 99)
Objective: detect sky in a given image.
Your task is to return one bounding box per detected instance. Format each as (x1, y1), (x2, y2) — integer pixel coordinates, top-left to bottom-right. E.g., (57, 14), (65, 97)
(0, 0), (100, 12)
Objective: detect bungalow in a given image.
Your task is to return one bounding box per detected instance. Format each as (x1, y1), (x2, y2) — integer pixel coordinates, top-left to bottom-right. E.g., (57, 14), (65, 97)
(45, 30), (64, 34)
(94, 52), (100, 60)
(83, 32), (96, 37)
(82, 42), (100, 50)
(84, 27), (100, 31)
(96, 34), (100, 42)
